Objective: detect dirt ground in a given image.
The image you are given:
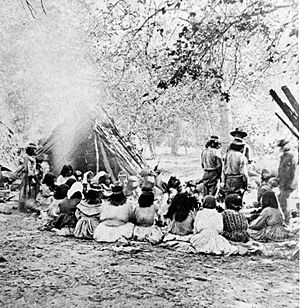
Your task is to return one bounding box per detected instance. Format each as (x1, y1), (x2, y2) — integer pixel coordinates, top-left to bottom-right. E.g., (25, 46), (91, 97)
(0, 202), (299, 308)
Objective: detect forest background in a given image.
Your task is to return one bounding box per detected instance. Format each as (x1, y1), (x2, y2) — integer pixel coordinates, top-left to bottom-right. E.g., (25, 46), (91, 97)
(0, 0), (298, 173)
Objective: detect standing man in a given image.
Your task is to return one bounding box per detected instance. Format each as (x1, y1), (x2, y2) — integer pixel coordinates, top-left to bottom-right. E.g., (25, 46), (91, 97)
(277, 139), (296, 224)
(230, 128), (253, 164)
(201, 136), (222, 196)
(223, 137), (248, 199)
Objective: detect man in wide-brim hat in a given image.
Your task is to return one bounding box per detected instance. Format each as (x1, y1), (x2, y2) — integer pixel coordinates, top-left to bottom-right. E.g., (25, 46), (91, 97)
(201, 135), (223, 196)
(229, 128), (253, 164)
(223, 137), (249, 199)
(277, 139), (296, 224)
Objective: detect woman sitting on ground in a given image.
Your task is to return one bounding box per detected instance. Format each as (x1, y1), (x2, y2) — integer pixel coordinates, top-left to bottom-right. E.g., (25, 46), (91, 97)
(164, 192), (198, 236)
(82, 171), (94, 197)
(190, 195), (238, 255)
(95, 171), (113, 198)
(54, 182), (83, 235)
(56, 164), (76, 185)
(250, 190), (290, 242)
(133, 188), (163, 243)
(36, 172), (56, 208)
(222, 194), (250, 243)
(42, 184), (69, 229)
(74, 189), (102, 239)
(93, 183), (135, 242)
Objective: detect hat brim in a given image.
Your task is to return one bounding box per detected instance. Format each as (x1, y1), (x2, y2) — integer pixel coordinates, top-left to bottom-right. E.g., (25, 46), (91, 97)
(230, 131), (247, 138)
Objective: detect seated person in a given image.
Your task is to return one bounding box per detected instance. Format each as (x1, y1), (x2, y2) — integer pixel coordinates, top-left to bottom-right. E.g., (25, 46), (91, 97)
(190, 195), (238, 255)
(82, 171), (94, 197)
(74, 189), (102, 239)
(93, 183), (134, 242)
(56, 164), (76, 185)
(164, 192), (198, 236)
(222, 194), (250, 243)
(250, 190), (290, 242)
(36, 172), (56, 208)
(96, 172), (113, 198)
(133, 188), (163, 244)
(257, 177), (279, 204)
(54, 182), (83, 234)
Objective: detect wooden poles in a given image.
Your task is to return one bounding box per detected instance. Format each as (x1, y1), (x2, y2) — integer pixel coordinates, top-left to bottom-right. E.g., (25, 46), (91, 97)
(269, 86), (299, 139)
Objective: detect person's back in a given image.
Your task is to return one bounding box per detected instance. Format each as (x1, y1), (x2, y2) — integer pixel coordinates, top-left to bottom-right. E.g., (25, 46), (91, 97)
(201, 148), (221, 171)
(134, 205), (156, 227)
(100, 201), (133, 226)
(224, 150), (246, 176)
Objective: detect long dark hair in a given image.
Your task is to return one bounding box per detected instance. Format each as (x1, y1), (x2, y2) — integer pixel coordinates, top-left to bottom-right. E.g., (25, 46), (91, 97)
(54, 184), (69, 200)
(138, 191), (154, 208)
(42, 172), (56, 190)
(165, 193), (197, 222)
(60, 164), (73, 177)
(262, 191), (278, 209)
(225, 194), (242, 211)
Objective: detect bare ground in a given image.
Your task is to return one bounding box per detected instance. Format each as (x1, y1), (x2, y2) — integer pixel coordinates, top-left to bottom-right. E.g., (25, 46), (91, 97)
(0, 203), (299, 308)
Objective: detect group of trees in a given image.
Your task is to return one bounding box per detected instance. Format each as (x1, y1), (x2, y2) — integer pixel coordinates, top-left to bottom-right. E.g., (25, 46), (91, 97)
(0, 0), (298, 162)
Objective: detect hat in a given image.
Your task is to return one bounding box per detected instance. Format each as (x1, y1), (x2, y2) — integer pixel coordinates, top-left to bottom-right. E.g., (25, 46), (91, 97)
(230, 128), (247, 138)
(26, 142), (37, 149)
(277, 139), (289, 148)
(209, 135), (219, 141)
(231, 137), (245, 146)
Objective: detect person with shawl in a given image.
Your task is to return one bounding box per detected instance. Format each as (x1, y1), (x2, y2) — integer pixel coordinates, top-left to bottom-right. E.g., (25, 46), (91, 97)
(190, 195), (238, 255)
(54, 182), (83, 235)
(132, 188), (163, 244)
(93, 183), (135, 242)
(250, 190), (291, 241)
(36, 172), (56, 208)
(56, 164), (76, 185)
(165, 192), (198, 236)
(222, 194), (250, 243)
(18, 143), (40, 213)
(74, 189), (102, 239)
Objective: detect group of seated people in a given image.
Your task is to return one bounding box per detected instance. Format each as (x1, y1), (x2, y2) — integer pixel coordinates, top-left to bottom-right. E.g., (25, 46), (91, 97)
(34, 164), (295, 256)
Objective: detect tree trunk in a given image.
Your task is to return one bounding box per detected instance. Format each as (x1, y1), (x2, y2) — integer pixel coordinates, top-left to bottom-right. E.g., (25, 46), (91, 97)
(219, 99), (232, 155)
(147, 132), (156, 159)
(170, 119), (181, 155)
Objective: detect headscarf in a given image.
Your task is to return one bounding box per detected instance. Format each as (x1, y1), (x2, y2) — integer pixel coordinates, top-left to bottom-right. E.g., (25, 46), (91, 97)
(202, 195), (217, 209)
(261, 191), (278, 209)
(82, 171), (94, 184)
(67, 182), (83, 199)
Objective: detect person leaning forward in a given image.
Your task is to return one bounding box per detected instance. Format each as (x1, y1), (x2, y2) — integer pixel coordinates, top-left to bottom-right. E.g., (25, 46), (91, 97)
(223, 137), (249, 199)
(201, 136), (222, 196)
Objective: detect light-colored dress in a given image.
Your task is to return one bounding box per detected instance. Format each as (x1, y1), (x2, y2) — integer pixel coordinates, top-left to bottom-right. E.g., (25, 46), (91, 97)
(190, 209), (238, 255)
(93, 201), (134, 242)
(250, 207), (290, 241)
(56, 175), (76, 186)
(133, 205), (163, 244)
